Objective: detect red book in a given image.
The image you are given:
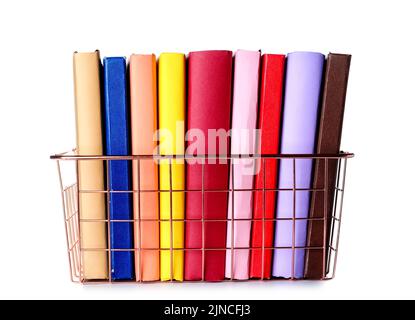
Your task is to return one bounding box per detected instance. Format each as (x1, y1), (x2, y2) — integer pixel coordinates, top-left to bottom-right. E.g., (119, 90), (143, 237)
(185, 50), (233, 281)
(250, 54), (285, 279)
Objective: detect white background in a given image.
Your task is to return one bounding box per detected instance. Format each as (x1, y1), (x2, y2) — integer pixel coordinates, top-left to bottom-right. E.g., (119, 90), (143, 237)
(0, 0), (414, 300)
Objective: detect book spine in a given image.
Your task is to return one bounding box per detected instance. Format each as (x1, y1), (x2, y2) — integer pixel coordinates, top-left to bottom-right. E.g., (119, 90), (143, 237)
(185, 50), (233, 281)
(250, 54), (285, 279)
(103, 57), (134, 280)
(226, 50), (261, 280)
(304, 53), (351, 279)
(130, 54), (160, 281)
(158, 53), (186, 281)
(273, 52), (325, 279)
(73, 51), (108, 280)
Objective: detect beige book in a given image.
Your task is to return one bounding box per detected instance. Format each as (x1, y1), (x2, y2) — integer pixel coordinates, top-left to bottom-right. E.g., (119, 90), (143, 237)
(73, 51), (108, 280)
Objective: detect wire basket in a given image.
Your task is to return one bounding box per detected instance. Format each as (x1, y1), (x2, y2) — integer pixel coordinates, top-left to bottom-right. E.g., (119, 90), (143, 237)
(50, 151), (353, 283)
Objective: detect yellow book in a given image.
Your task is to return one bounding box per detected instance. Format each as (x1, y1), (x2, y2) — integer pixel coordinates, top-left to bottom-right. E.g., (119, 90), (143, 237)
(73, 51), (108, 280)
(158, 53), (186, 281)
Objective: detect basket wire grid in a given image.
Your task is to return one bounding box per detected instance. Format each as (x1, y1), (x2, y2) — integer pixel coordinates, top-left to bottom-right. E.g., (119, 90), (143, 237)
(50, 151), (353, 283)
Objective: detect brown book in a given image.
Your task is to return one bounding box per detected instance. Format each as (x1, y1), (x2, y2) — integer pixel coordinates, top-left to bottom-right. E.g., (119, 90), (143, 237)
(304, 53), (351, 279)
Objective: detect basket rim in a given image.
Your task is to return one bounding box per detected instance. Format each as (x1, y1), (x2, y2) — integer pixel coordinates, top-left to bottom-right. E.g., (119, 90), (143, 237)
(50, 149), (354, 160)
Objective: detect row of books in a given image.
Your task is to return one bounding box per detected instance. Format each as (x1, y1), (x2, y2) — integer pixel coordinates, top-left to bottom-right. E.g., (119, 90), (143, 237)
(73, 50), (351, 281)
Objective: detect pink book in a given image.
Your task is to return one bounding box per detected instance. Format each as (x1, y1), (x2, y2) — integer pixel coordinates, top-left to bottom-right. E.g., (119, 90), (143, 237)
(225, 50), (261, 279)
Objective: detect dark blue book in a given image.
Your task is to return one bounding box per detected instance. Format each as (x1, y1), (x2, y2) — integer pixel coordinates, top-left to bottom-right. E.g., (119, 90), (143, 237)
(103, 57), (134, 280)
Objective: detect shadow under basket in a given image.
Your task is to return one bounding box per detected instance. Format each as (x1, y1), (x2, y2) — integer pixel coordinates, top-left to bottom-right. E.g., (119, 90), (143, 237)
(50, 151), (353, 284)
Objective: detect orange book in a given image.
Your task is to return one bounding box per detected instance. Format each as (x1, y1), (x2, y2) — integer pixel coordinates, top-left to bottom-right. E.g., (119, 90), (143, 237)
(130, 54), (159, 281)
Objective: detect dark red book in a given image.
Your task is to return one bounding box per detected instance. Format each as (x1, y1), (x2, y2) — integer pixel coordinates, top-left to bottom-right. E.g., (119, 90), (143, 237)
(249, 54), (285, 279)
(185, 50), (233, 281)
